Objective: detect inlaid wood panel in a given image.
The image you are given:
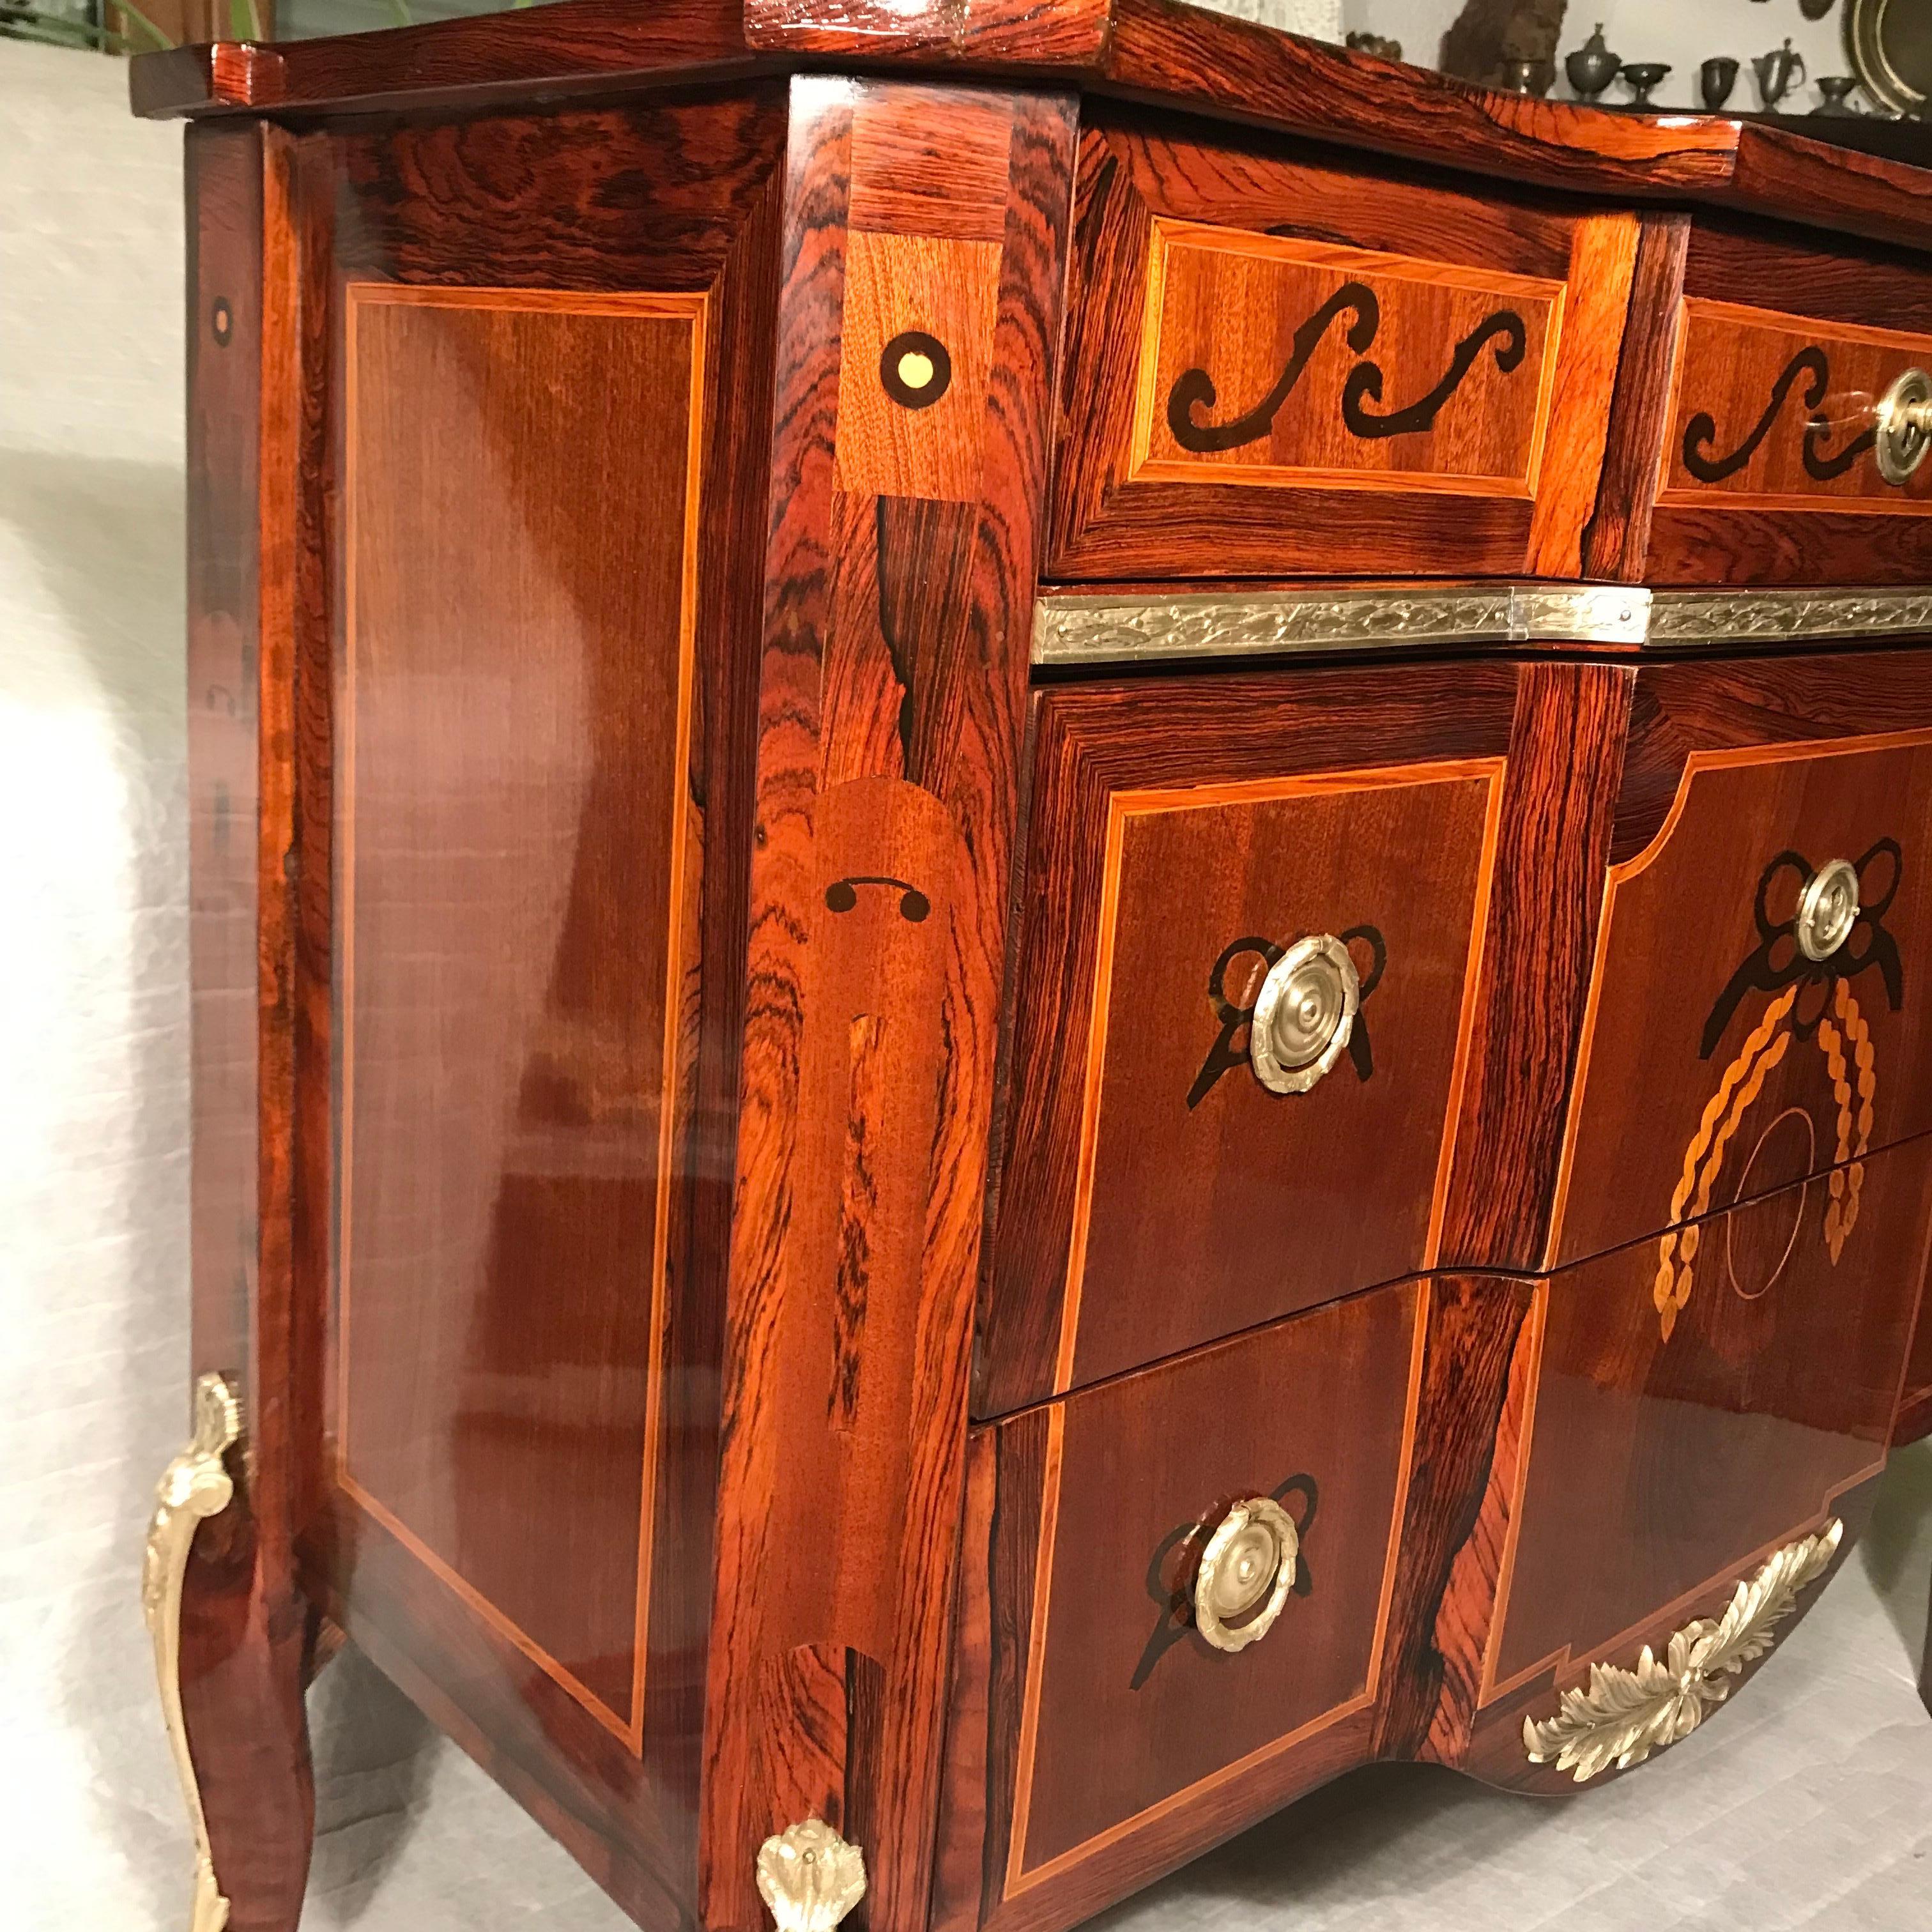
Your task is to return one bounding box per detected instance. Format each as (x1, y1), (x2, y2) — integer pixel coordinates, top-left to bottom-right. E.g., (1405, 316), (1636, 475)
(294, 89), (786, 1926)
(981, 662), (1593, 1414)
(1658, 298), (1932, 512)
(1643, 219), (1932, 582)
(1135, 222), (1563, 496)
(1483, 1137), (1932, 1713)
(1050, 118), (1637, 579)
(1552, 655), (1932, 1273)
(997, 1282), (1423, 1899)
(337, 282), (705, 1743)
(702, 79), (1077, 1932)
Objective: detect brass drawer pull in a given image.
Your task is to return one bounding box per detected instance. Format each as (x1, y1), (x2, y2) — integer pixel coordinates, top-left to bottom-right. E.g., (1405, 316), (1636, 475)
(1795, 857), (1860, 960)
(1876, 367), (1932, 484)
(1193, 1496), (1299, 1652)
(1250, 933), (1360, 1094)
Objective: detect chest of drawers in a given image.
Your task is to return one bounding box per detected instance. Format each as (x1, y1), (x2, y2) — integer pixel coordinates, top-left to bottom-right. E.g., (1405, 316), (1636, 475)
(134, 8), (1932, 1932)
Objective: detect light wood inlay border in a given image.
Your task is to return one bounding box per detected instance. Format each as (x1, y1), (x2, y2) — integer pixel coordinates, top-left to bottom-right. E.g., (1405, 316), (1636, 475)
(1004, 1282), (1429, 1899)
(1128, 219), (1568, 501)
(1054, 759), (1506, 1398)
(335, 281), (709, 1754)
(1545, 726), (1932, 1266)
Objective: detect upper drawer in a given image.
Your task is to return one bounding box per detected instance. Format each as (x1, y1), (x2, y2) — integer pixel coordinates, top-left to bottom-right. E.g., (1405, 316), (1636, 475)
(1639, 219), (1932, 584)
(977, 662), (1526, 1413)
(1048, 119), (1636, 581)
(1552, 650), (1932, 1271)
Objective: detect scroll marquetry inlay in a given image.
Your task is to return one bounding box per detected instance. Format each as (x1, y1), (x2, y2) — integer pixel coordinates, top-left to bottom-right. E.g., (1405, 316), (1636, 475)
(1660, 297), (1932, 510)
(1131, 220), (1566, 496)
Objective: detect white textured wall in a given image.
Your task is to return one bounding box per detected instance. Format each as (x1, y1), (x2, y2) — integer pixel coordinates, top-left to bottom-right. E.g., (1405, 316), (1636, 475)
(1, 38), (197, 1932)
(1343, 0), (1859, 112)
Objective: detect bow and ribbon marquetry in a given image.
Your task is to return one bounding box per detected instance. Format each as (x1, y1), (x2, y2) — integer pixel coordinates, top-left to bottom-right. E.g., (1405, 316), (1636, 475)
(1188, 927), (1386, 1110)
(1130, 1475), (1320, 1689)
(1653, 841), (1905, 1341)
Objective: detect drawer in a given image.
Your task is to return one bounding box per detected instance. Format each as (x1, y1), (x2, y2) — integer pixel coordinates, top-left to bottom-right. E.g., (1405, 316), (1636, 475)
(1639, 218), (1932, 583)
(1469, 1133), (1932, 1775)
(980, 665), (1524, 1411)
(1553, 652), (1932, 1270)
(949, 1280), (1423, 1923)
(1049, 119), (1637, 581)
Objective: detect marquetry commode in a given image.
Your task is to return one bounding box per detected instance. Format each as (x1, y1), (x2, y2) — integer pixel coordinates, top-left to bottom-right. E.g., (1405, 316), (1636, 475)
(135, 8), (1932, 1932)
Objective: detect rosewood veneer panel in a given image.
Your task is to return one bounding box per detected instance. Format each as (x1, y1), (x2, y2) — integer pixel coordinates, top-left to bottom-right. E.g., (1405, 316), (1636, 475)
(337, 285), (702, 1733)
(983, 659), (1632, 1413)
(700, 78), (1078, 1932)
(1643, 220), (1932, 583)
(950, 1281), (1422, 1932)
(1480, 1136), (1932, 1749)
(292, 89), (785, 1918)
(1554, 652), (1932, 1273)
(1048, 119), (1636, 580)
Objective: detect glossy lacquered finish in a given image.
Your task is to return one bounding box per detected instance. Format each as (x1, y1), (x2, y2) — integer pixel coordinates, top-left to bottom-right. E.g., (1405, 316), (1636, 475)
(979, 661), (1634, 1411)
(260, 87), (783, 1926)
(1552, 652), (1932, 1272)
(149, 12), (1932, 1932)
(1639, 221), (1932, 584)
(1050, 118), (1634, 581)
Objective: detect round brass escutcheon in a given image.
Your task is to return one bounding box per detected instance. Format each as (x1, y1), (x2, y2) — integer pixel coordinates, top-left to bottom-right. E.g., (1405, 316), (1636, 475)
(1876, 367), (1932, 485)
(1250, 933), (1360, 1094)
(1795, 858), (1860, 962)
(1193, 1496), (1299, 1653)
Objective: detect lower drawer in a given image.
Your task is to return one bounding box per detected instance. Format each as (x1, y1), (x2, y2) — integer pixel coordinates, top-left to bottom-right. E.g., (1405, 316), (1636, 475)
(940, 1279), (1425, 1931)
(940, 1140), (1932, 1932)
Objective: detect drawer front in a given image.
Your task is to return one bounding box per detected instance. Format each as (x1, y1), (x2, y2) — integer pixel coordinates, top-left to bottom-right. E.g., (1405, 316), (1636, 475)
(1641, 220), (1932, 583)
(1469, 1136), (1932, 1773)
(1050, 121), (1635, 580)
(982, 666), (1524, 1410)
(970, 1281), (1423, 1917)
(1554, 654), (1932, 1271)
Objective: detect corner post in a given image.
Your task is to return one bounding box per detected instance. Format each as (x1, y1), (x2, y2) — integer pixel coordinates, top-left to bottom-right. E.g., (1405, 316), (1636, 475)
(703, 72), (1078, 1932)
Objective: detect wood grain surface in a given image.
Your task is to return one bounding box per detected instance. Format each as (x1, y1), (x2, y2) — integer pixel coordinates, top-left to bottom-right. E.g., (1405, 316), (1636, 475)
(130, 3), (1932, 258)
(289, 88), (787, 1923)
(944, 1286), (1422, 1932)
(178, 118), (318, 1932)
(700, 77), (1077, 1932)
(1048, 120), (1632, 579)
(1460, 1141), (1932, 1788)
(1553, 655), (1932, 1273)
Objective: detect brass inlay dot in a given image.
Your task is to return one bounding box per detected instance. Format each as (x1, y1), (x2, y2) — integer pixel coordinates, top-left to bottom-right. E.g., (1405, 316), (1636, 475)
(878, 329), (951, 410)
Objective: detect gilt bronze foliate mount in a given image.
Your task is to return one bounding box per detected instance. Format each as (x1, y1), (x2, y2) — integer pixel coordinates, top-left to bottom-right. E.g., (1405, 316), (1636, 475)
(142, 1373), (243, 1932)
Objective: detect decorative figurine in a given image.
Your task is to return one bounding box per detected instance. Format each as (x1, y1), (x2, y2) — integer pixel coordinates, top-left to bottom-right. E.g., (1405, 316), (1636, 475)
(1754, 37), (1809, 111)
(1565, 22), (1621, 100)
(1620, 60), (1671, 109)
(1813, 75), (1864, 114)
(1699, 56), (1741, 110)
(1345, 30), (1403, 61)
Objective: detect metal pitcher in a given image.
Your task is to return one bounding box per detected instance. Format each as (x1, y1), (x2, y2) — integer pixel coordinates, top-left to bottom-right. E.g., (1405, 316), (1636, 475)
(1754, 36), (1808, 109)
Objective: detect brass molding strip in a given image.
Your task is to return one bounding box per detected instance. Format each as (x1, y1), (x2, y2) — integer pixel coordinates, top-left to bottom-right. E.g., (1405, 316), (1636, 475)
(1645, 588), (1932, 648)
(1032, 585), (1932, 666)
(1031, 586), (1649, 664)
